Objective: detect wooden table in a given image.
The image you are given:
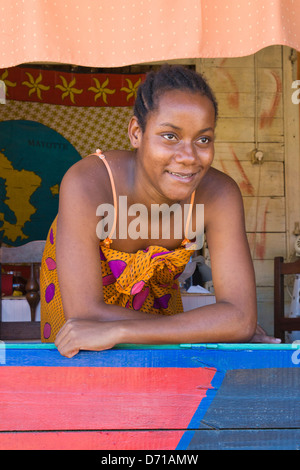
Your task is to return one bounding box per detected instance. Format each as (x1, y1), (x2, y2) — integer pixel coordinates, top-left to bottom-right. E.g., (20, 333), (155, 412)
(0, 343), (300, 450)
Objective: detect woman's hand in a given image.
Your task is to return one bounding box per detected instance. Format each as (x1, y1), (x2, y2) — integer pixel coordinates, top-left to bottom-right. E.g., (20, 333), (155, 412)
(55, 318), (122, 358)
(250, 324), (281, 344)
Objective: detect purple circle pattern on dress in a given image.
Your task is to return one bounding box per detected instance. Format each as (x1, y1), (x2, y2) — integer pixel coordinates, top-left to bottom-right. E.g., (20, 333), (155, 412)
(108, 259), (127, 278)
(43, 322), (51, 339)
(45, 257), (56, 270)
(132, 287), (149, 310)
(131, 280), (145, 295)
(102, 273), (116, 286)
(99, 247), (106, 261)
(153, 294), (171, 309)
(45, 283), (55, 303)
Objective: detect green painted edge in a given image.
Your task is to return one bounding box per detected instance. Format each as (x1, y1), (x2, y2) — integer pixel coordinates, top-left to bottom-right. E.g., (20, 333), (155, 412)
(1, 342), (300, 351)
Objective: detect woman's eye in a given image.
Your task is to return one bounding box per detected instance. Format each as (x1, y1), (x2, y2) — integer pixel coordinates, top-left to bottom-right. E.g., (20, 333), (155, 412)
(198, 136), (210, 144)
(163, 133), (177, 141)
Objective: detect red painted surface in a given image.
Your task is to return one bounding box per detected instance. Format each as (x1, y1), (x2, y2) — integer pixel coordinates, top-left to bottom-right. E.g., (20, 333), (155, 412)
(0, 366), (216, 445)
(0, 430), (185, 450)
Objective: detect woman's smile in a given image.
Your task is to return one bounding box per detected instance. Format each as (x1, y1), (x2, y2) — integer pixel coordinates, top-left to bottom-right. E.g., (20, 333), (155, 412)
(165, 169), (199, 183)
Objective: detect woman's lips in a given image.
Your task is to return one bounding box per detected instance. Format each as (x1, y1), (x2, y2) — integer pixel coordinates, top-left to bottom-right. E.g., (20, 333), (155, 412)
(166, 170), (197, 182)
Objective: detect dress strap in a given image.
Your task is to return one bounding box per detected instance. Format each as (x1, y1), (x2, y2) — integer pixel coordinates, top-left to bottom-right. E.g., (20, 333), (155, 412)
(93, 149), (117, 246)
(182, 190), (196, 248)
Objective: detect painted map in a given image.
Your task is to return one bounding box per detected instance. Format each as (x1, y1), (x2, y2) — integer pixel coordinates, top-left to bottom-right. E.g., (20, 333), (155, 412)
(0, 120), (81, 246)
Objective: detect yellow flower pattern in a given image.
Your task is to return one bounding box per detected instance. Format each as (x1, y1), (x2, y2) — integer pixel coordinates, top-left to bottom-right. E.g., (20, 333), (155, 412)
(22, 72), (50, 100)
(55, 76), (83, 104)
(88, 78), (116, 104)
(0, 69), (17, 98)
(121, 78), (141, 101)
(0, 66), (145, 107)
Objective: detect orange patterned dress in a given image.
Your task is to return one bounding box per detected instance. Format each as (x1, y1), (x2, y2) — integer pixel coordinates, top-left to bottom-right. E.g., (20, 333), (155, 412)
(40, 151), (195, 342)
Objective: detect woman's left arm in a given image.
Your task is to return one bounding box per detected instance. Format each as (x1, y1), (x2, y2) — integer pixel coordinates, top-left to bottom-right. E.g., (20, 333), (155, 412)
(115, 176), (258, 346)
(200, 175), (258, 341)
(203, 175), (280, 344)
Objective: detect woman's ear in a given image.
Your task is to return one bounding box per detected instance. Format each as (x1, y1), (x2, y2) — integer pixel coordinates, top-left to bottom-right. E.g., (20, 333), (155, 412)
(128, 116), (142, 148)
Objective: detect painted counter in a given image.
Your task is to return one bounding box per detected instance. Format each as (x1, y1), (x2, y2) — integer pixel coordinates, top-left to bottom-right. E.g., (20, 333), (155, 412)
(0, 343), (300, 450)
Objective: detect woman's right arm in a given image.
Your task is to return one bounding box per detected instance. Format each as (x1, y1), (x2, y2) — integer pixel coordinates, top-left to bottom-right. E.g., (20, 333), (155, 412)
(55, 158), (150, 323)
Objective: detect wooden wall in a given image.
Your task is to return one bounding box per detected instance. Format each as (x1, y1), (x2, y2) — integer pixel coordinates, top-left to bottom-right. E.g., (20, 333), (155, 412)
(196, 46), (300, 333)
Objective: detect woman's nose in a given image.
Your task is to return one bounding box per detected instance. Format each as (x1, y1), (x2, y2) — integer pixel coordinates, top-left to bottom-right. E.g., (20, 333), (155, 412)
(174, 143), (197, 164)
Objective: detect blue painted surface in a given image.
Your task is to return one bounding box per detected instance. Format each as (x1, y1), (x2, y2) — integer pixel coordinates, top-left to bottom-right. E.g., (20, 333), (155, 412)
(2, 343), (299, 370)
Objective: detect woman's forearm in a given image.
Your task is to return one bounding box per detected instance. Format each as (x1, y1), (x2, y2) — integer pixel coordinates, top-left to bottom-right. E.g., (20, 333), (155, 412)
(64, 299), (155, 322)
(116, 302), (257, 345)
(56, 302), (256, 357)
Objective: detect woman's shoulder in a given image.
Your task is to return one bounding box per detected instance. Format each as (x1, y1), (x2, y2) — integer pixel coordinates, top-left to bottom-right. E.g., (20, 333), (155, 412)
(197, 166), (242, 204)
(206, 166), (239, 187)
(197, 167), (245, 232)
(64, 149), (132, 176)
(60, 149), (134, 196)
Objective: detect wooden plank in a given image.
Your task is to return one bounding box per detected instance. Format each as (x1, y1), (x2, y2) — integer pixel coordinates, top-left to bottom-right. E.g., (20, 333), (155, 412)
(215, 90), (282, 122)
(255, 46), (282, 68)
(243, 197), (286, 233)
(0, 430), (186, 451)
(257, 68), (283, 93)
(202, 56), (254, 68)
(256, 304), (275, 335)
(256, 286), (274, 303)
(0, 366), (216, 432)
(253, 260), (276, 287)
(0, 322), (40, 341)
(214, 142), (285, 163)
(215, 92), (255, 118)
(215, 117), (254, 142)
(200, 368), (300, 430)
(258, 92), (283, 119)
(278, 318), (300, 329)
(283, 46), (300, 259)
(212, 161), (284, 197)
(188, 429), (300, 450)
(258, 118), (284, 142)
(247, 232), (286, 261)
(1, 429), (300, 450)
(256, 142), (285, 162)
(202, 67), (254, 93)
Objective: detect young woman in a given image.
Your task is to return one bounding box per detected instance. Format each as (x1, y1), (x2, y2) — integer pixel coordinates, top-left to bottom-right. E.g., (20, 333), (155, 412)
(40, 65), (279, 358)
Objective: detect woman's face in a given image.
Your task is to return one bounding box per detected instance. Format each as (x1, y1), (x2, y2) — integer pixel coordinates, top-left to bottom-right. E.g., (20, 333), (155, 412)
(131, 89), (216, 203)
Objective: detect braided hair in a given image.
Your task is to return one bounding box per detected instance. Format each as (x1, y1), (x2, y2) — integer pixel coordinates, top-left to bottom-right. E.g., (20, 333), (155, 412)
(133, 64), (218, 132)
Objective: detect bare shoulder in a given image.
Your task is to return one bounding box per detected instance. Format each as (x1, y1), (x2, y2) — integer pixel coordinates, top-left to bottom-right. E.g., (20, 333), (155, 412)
(59, 149), (133, 206)
(198, 167), (242, 206)
(196, 167), (245, 234)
